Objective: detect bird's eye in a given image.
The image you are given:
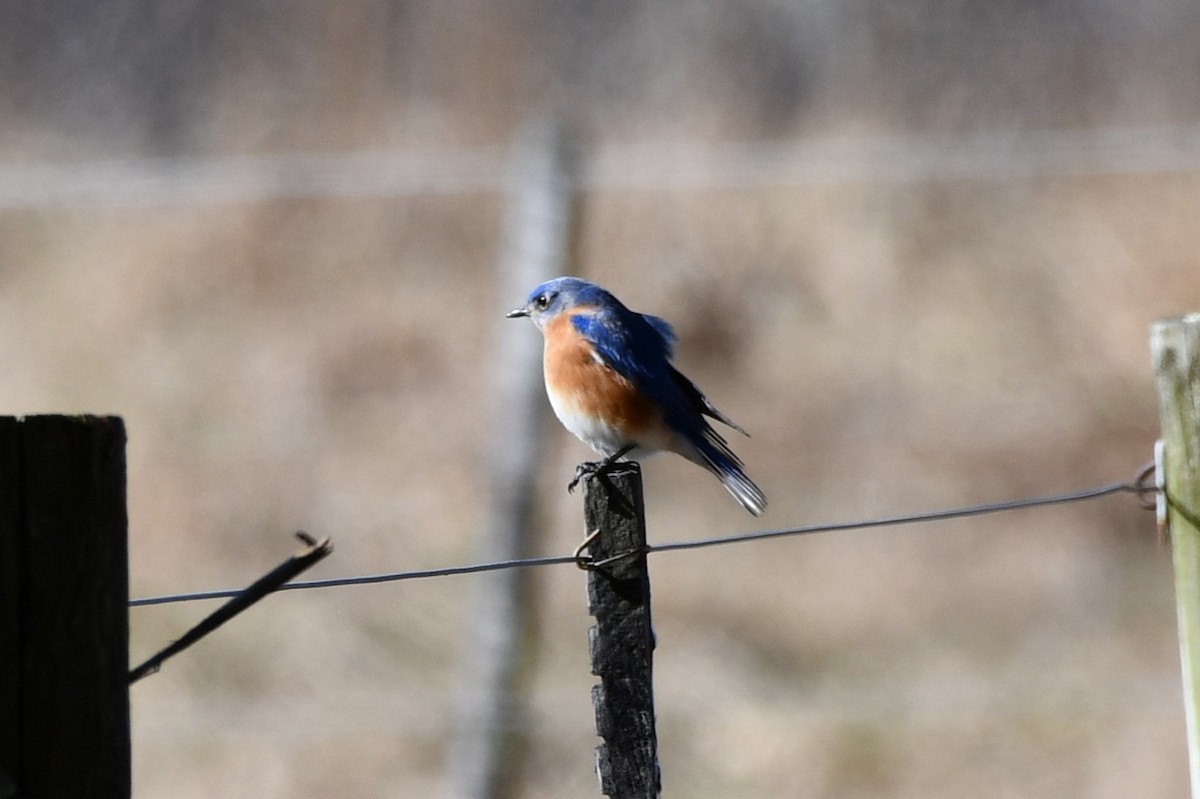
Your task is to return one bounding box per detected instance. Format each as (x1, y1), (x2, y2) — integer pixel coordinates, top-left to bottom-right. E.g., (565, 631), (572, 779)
(533, 293), (551, 310)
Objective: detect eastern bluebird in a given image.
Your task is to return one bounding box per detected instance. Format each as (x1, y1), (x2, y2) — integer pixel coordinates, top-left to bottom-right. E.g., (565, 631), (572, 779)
(506, 276), (766, 516)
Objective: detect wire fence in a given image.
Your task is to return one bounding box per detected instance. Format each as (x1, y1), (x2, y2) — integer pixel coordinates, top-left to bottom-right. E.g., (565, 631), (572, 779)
(128, 474), (1153, 609)
(3, 125), (1199, 209)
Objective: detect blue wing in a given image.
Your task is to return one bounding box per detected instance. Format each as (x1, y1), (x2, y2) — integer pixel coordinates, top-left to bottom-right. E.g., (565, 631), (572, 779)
(640, 314), (676, 356)
(571, 307), (764, 514)
(571, 309), (743, 435)
(571, 309), (674, 394)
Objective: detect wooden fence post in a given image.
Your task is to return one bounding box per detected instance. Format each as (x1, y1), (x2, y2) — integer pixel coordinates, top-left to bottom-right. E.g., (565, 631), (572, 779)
(1151, 313), (1200, 797)
(0, 415), (130, 799)
(450, 117), (579, 798)
(583, 463), (660, 798)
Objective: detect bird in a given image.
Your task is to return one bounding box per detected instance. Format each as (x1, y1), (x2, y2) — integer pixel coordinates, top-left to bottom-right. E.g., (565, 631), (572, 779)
(506, 276), (766, 516)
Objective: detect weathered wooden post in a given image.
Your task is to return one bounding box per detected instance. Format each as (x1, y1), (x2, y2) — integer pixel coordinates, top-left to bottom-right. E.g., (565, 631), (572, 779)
(1152, 313), (1200, 797)
(0, 415), (130, 798)
(450, 117), (579, 798)
(583, 463), (660, 798)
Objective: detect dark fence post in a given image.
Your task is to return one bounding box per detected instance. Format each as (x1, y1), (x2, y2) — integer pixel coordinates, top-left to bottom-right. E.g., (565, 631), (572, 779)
(583, 462), (660, 798)
(0, 415), (130, 799)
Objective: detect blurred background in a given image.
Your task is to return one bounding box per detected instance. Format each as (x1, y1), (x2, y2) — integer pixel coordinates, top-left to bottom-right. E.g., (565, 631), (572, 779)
(2, 1), (1199, 796)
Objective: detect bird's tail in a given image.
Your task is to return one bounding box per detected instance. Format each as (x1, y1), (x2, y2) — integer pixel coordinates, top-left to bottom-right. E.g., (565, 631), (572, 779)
(715, 464), (767, 516)
(681, 428), (766, 516)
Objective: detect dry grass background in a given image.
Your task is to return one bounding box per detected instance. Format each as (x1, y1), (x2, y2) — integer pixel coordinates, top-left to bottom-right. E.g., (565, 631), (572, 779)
(2, 2), (1200, 796)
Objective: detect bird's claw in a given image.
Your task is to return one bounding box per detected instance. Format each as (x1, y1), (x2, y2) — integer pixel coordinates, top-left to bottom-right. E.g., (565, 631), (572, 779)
(567, 461), (601, 494)
(566, 444), (637, 494)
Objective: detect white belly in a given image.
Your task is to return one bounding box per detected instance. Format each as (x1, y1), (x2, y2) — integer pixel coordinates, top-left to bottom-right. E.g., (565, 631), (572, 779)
(546, 386), (664, 460)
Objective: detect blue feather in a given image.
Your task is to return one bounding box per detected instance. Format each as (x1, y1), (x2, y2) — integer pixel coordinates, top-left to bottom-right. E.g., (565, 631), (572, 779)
(571, 309), (709, 441)
(640, 314), (677, 355)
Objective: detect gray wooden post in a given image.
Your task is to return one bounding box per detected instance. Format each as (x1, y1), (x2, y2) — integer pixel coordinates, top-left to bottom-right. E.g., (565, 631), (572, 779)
(450, 117), (579, 798)
(1152, 313), (1200, 797)
(0, 415), (130, 799)
(583, 462), (660, 798)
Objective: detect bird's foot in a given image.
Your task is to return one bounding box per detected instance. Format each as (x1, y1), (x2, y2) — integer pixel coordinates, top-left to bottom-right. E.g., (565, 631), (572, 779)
(566, 444), (636, 494)
(566, 462), (600, 494)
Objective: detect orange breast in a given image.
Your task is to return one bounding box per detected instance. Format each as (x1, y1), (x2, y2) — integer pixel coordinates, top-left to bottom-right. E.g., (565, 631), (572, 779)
(543, 313), (660, 436)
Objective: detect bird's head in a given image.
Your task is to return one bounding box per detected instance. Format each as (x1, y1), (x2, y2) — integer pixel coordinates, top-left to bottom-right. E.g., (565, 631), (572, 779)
(505, 276), (612, 330)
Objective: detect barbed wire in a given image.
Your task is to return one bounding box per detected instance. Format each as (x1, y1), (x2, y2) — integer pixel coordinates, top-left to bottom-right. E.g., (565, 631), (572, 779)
(4, 125), (1199, 209)
(129, 477), (1151, 609)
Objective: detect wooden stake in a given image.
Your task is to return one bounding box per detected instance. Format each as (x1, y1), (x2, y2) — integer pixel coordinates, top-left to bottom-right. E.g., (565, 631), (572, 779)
(583, 462), (660, 798)
(1152, 313), (1200, 797)
(0, 415), (130, 798)
(450, 117), (579, 798)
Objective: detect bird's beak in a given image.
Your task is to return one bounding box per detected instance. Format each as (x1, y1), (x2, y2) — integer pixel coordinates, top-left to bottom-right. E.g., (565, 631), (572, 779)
(506, 307), (530, 319)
